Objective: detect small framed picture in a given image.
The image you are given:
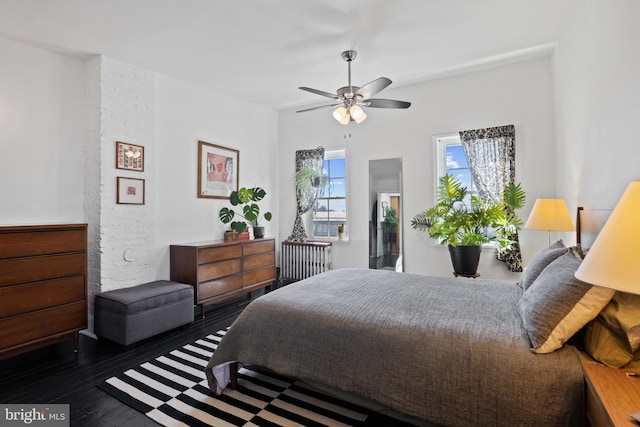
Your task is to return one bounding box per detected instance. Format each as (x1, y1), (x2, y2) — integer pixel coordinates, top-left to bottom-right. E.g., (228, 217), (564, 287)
(197, 140), (239, 199)
(116, 141), (144, 172)
(117, 177), (145, 205)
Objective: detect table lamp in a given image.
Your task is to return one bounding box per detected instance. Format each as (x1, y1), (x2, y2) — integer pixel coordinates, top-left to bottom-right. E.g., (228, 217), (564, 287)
(575, 181), (640, 294)
(574, 181), (640, 422)
(525, 198), (575, 245)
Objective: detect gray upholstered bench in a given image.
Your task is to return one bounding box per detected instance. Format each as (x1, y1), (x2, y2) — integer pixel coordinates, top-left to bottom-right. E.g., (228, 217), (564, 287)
(94, 280), (194, 346)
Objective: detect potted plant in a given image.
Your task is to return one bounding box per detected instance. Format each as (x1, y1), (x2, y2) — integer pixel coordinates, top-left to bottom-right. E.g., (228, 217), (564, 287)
(411, 174), (525, 275)
(295, 160), (329, 208)
(383, 206), (398, 246)
(219, 186), (272, 238)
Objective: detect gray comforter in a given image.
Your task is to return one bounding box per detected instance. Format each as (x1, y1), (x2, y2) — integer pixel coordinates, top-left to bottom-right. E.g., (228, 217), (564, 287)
(205, 268), (584, 426)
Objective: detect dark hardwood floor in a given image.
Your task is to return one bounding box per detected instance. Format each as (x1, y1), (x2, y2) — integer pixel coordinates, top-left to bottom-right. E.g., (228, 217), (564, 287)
(0, 294), (252, 427)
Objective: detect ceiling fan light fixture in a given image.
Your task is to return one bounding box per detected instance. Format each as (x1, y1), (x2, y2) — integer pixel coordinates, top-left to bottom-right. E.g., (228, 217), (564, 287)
(298, 50), (410, 124)
(349, 105), (367, 123)
(333, 106), (350, 125)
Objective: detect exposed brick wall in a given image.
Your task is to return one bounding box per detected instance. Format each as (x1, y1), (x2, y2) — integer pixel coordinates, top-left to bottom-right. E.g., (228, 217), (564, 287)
(84, 56), (156, 331)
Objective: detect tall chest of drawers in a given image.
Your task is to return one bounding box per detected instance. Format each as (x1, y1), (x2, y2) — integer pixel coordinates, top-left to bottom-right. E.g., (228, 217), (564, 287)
(170, 238), (276, 316)
(0, 224), (88, 360)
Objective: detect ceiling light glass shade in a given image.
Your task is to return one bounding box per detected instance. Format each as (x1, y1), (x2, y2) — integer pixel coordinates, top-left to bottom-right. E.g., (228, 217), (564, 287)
(333, 106), (350, 125)
(525, 199), (575, 231)
(575, 181), (640, 294)
(349, 105), (367, 124)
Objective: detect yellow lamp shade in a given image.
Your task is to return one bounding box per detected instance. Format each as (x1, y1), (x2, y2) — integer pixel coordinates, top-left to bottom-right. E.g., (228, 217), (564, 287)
(525, 198), (575, 232)
(575, 181), (640, 294)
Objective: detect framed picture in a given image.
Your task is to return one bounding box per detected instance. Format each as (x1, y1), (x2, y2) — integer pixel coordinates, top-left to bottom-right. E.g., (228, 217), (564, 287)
(116, 141), (144, 172)
(117, 177), (145, 205)
(197, 140), (239, 199)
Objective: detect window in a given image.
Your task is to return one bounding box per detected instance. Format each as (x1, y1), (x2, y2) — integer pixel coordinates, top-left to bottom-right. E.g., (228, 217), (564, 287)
(435, 134), (477, 206)
(312, 148), (347, 239)
(435, 134), (498, 243)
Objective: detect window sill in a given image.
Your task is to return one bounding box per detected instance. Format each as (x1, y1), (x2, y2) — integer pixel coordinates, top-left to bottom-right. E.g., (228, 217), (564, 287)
(432, 242), (498, 251)
(311, 237), (349, 244)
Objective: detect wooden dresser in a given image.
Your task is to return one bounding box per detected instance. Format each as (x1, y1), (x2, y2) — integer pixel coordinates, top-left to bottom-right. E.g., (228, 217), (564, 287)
(170, 238), (276, 316)
(0, 224), (88, 360)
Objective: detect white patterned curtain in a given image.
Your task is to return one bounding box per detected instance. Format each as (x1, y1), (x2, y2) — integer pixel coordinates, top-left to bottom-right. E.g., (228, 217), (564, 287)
(287, 147), (324, 242)
(459, 124), (522, 272)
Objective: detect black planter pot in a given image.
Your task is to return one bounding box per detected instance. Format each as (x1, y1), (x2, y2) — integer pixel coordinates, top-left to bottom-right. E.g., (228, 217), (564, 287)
(448, 245), (481, 276)
(253, 226), (265, 239)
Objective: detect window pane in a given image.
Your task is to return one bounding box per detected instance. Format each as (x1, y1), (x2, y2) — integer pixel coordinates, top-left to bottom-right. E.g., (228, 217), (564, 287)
(445, 145), (468, 169)
(329, 178), (346, 197)
(312, 150), (347, 239)
(314, 199), (329, 217)
(449, 170), (473, 190)
(328, 158), (345, 178)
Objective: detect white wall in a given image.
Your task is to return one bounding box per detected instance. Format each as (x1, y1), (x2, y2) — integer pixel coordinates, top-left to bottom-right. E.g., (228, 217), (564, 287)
(0, 37), (85, 224)
(154, 75), (279, 279)
(5, 0), (637, 285)
(554, 0), (640, 213)
(278, 56), (557, 280)
(0, 35), (279, 311)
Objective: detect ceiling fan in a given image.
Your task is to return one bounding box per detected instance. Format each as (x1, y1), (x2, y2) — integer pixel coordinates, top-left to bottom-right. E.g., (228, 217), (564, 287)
(296, 50), (411, 125)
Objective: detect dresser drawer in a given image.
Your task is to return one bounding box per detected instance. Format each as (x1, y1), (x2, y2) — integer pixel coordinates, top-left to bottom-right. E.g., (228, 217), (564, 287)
(198, 244), (242, 263)
(199, 274), (243, 301)
(0, 253), (86, 287)
(243, 266), (276, 287)
(0, 276), (85, 318)
(243, 252), (275, 272)
(0, 302), (86, 350)
(198, 259), (241, 282)
(0, 228), (86, 259)
(243, 239), (274, 256)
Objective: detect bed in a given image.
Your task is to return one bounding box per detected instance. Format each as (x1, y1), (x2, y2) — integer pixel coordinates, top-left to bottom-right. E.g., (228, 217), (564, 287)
(205, 210), (619, 426)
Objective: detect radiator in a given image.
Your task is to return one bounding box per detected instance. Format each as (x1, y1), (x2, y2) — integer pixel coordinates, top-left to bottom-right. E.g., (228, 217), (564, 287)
(281, 241), (332, 284)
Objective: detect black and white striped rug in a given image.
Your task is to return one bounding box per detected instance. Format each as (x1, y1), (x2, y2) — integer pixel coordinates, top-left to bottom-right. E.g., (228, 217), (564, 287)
(98, 328), (414, 426)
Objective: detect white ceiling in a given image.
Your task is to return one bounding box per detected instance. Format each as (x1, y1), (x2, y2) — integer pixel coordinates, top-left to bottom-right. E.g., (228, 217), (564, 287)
(0, 0), (572, 110)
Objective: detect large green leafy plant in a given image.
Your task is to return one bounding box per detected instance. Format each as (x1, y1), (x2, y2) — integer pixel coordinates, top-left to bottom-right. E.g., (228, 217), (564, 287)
(219, 186), (272, 234)
(383, 206), (398, 231)
(411, 174), (525, 248)
(294, 160), (329, 208)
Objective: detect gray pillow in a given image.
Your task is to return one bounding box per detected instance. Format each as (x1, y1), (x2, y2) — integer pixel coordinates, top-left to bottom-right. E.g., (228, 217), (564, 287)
(519, 251), (615, 353)
(520, 240), (567, 291)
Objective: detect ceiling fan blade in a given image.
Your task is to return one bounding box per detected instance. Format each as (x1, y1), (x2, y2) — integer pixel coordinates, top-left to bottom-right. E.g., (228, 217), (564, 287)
(355, 77), (392, 99)
(296, 103), (341, 113)
(299, 87), (338, 99)
(364, 98), (411, 109)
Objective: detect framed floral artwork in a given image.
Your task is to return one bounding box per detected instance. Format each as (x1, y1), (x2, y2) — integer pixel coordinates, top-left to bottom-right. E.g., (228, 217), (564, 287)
(116, 141), (144, 172)
(117, 177), (145, 205)
(197, 140), (239, 199)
